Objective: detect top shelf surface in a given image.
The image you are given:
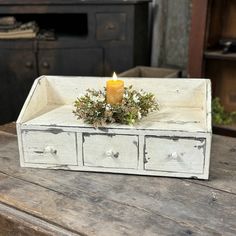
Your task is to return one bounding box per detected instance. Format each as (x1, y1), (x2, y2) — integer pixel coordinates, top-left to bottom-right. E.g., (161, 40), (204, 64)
(24, 104), (207, 133)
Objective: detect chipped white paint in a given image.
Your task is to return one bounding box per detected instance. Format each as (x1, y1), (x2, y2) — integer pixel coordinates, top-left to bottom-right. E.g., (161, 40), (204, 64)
(144, 137), (205, 174)
(83, 134), (138, 169)
(22, 130), (77, 165)
(17, 76), (212, 179)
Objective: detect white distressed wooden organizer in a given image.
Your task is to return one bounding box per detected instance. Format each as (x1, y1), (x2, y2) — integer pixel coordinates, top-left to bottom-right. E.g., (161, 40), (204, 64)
(17, 76), (212, 179)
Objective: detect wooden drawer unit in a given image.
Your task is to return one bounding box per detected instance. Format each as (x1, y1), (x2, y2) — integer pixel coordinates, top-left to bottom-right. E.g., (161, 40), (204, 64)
(144, 136), (206, 174)
(83, 133), (138, 169)
(22, 130), (77, 165)
(17, 76), (212, 179)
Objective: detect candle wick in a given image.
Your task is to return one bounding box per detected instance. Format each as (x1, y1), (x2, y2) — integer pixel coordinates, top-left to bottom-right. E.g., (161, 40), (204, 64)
(112, 72), (118, 81)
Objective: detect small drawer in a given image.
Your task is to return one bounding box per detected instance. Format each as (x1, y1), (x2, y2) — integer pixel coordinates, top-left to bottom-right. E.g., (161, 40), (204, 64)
(83, 133), (138, 169)
(22, 130), (77, 165)
(96, 13), (126, 41)
(144, 136), (206, 174)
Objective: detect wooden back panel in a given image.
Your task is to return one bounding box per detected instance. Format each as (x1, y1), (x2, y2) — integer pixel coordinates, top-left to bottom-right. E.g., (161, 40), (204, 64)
(45, 76), (208, 109)
(18, 76), (211, 128)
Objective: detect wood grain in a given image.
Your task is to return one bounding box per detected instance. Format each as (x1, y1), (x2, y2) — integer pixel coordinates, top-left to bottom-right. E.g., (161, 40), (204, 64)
(0, 202), (79, 236)
(0, 131), (235, 235)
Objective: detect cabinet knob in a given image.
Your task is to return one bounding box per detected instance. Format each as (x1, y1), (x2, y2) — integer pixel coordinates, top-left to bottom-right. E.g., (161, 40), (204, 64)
(44, 146), (57, 155)
(105, 23), (116, 31)
(42, 61), (50, 68)
(105, 150), (119, 158)
(170, 152), (179, 160)
(25, 61), (33, 68)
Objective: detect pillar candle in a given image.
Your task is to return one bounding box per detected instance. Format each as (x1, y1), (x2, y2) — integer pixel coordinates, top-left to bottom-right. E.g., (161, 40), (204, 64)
(106, 72), (124, 105)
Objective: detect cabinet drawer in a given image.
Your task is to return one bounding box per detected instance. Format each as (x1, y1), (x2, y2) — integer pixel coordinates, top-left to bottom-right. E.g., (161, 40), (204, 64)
(144, 136), (206, 174)
(96, 13), (126, 40)
(38, 48), (104, 76)
(83, 134), (138, 169)
(22, 130), (77, 165)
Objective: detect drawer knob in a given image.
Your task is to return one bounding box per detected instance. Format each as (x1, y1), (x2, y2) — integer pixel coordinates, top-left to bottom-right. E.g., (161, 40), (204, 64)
(170, 152), (179, 160)
(105, 23), (116, 31)
(42, 61), (50, 68)
(105, 150), (119, 158)
(25, 61), (33, 68)
(44, 146), (57, 155)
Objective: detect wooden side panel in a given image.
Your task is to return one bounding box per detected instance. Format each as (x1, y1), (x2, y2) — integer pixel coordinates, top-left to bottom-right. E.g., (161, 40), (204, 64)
(17, 77), (48, 123)
(206, 79), (212, 132)
(202, 133), (211, 179)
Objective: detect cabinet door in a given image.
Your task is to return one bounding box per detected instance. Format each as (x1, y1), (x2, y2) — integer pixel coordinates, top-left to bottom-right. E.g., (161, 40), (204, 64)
(38, 48), (104, 76)
(0, 48), (37, 124)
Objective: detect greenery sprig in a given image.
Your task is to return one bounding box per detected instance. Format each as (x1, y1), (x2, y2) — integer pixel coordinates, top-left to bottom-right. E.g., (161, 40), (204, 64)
(212, 97), (236, 125)
(73, 86), (158, 127)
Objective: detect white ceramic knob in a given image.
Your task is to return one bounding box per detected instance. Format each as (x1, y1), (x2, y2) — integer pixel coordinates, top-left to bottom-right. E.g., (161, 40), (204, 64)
(106, 150), (113, 157)
(171, 152), (178, 160)
(44, 146), (57, 154)
(105, 150), (119, 158)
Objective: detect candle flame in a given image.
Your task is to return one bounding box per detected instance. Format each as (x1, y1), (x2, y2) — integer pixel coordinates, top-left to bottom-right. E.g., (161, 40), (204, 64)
(112, 72), (118, 80)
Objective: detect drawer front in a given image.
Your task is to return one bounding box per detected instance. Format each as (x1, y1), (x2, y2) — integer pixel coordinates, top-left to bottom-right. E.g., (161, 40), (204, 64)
(96, 13), (126, 41)
(83, 134), (138, 169)
(144, 136), (206, 174)
(38, 48), (104, 76)
(22, 130), (77, 165)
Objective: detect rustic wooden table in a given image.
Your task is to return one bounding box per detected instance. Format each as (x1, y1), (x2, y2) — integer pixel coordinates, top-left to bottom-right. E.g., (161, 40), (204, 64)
(0, 125), (236, 236)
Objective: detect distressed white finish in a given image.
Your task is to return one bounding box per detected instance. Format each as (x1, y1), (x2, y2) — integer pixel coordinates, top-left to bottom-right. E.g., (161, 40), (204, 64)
(145, 137), (205, 174)
(17, 76), (212, 179)
(22, 130), (77, 165)
(83, 134), (138, 169)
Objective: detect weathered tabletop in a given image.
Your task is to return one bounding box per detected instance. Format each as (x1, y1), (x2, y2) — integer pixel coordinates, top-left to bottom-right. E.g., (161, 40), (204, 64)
(0, 126), (236, 236)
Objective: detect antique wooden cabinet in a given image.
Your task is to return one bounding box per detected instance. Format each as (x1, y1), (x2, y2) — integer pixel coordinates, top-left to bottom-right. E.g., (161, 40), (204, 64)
(17, 76), (212, 179)
(0, 0), (150, 124)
